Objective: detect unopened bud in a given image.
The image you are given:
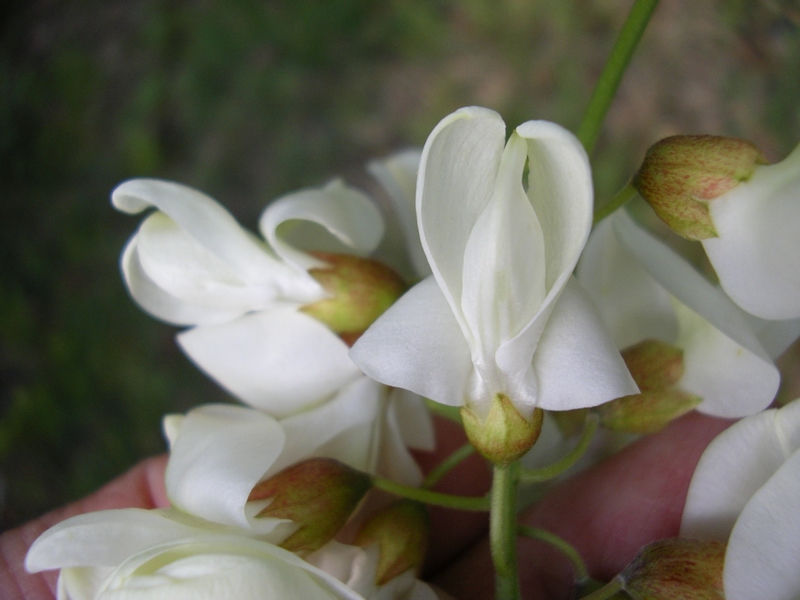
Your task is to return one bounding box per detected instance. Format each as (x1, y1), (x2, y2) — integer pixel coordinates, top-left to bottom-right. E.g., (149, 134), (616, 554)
(620, 538), (725, 600)
(633, 135), (764, 240)
(248, 458), (372, 554)
(597, 339), (700, 434)
(301, 252), (406, 345)
(461, 395), (543, 464)
(353, 500), (429, 585)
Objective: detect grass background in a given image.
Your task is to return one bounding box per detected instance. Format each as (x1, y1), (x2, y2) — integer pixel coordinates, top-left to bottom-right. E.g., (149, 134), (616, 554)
(1, 0), (799, 530)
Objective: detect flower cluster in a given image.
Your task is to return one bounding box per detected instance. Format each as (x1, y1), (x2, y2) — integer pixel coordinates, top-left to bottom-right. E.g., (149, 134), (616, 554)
(24, 102), (800, 600)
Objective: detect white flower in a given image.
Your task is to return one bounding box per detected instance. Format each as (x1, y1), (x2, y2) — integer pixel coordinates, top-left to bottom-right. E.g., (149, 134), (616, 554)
(114, 178), (434, 483)
(352, 107), (636, 420)
(576, 210), (780, 418)
(113, 178), (382, 418)
(701, 141), (800, 320)
(680, 398), (800, 600)
(25, 508), (366, 600)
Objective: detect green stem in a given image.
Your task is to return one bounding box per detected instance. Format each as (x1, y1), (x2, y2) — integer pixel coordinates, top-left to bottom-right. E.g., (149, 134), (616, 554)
(593, 181), (636, 225)
(372, 476), (490, 511)
(422, 442), (475, 489)
(517, 525), (589, 583)
(579, 577), (625, 600)
(424, 399), (463, 424)
(491, 463), (520, 600)
(577, 0), (661, 154)
(518, 414), (599, 485)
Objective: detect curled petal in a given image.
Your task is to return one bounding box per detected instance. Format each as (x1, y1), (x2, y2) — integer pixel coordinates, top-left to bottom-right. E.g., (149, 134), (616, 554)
(350, 277), (472, 408)
(177, 309), (362, 418)
(121, 235), (245, 326)
(260, 179), (385, 272)
(164, 404), (289, 534)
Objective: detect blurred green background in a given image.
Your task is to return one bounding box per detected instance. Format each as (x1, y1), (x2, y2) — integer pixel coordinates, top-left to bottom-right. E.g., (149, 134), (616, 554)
(1, 0), (799, 530)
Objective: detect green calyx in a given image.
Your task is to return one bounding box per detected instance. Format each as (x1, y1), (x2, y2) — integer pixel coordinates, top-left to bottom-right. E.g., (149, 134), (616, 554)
(301, 252), (406, 345)
(633, 135), (765, 240)
(461, 394), (543, 465)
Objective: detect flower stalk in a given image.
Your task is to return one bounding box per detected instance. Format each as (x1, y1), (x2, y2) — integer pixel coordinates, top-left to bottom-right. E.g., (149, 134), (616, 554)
(491, 462), (521, 600)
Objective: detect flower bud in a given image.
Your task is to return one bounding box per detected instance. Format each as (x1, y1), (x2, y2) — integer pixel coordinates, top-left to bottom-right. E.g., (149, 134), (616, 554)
(597, 339), (700, 434)
(633, 135), (764, 240)
(620, 538), (725, 600)
(248, 458), (372, 554)
(353, 500), (429, 585)
(301, 252), (407, 345)
(461, 394), (544, 464)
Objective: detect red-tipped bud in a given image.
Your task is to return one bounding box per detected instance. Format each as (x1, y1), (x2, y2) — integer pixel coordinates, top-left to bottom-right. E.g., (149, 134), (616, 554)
(597, 339), (700, 434)
(353, 500), (430, 585)
(301, 252), (406, 345)
(248, 458), (372, 554)
(461, 394), (544, 464)
(620, 538), (726, 600)
(633, 135), (764, 240)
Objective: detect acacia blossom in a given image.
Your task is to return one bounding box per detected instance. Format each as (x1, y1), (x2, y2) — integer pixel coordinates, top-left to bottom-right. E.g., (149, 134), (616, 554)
(577, 210), (780, 418)
(681, 398), (800, 600)
(352, 107), (636, 422)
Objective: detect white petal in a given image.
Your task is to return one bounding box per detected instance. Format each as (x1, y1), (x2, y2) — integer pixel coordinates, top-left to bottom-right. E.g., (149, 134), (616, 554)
(164, 404), (288, 534)
(515, 120), (593, 292)
(25, 509), (222, 572)
(461, 132), (546, 385)
(350, 277), (472, 408)
(177, 309), (362, 418)
(388, 388), (436, 452)
(274, 376), (383, 474)
(112, 179), (294, 288)
(527, 277), (639, 411)
(612, 210), (774, 367)
(416, 107), (506, 334)
(673, 298), (779, 417)
(576, 218), (677, 349)
(703, 143), (800, 320)
(259, 179), (385, 272)
(98, 536), (359, 600)
(680, 400), (800, 540)
(746, 315), (800, 360)
(724, 448), (800, 600)
(368, 149), (429, 280)
(120, 235), (245, 326)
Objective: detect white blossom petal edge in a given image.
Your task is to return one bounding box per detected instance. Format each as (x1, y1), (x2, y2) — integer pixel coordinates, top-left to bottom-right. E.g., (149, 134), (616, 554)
(352, 107), (636, 419)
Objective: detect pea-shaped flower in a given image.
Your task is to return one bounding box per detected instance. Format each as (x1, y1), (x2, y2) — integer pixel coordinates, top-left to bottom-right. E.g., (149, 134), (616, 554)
(681, 398), (800, 600)
(352, 107), (637, 461)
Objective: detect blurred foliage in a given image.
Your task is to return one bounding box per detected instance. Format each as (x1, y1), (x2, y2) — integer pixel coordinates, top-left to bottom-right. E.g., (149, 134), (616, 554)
(0, 0), (798, 529)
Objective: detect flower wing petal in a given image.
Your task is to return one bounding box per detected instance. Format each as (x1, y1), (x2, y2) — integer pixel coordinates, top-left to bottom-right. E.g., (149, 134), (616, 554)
(681, 400), (800, 540)
(416, 107), (506, 333)
(724, 448), (800, 600)
(177, 309), (362, 418)
(528, 277), (639, 411)
(164, 404), (288, 534)
(703, 143), (800, 320)
(350, 277), (472, 408)
(259, 179), (385, 272)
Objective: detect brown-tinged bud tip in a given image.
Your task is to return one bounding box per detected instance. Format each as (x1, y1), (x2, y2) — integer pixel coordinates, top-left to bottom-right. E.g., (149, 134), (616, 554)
(633, 135), (764, 240)
(248, 458), (372, 554)
(301, 252), (406, 345)
(620, 538), (726, 600)
(353, 500), (429, 586)
(461, 395), (543, 465)
(597, 339), (700, 434)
